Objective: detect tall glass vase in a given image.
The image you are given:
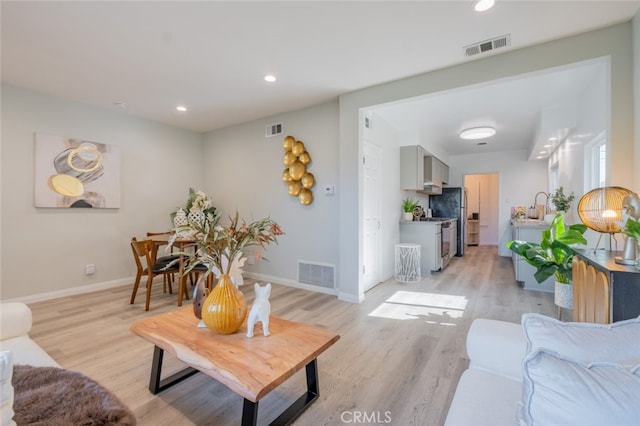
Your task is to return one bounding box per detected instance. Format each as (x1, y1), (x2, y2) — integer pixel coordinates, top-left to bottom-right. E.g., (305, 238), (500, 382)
(201, 274), (248, 334)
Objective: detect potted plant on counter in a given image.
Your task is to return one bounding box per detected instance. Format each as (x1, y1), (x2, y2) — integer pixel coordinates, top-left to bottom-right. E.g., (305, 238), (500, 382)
(550, 186), (575, 213)
(402, 197), (419, 221)
(507, 213), (587, 313)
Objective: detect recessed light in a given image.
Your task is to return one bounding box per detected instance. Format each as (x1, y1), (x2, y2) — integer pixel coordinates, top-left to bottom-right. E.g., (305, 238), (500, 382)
(460, 126), (496, 140)
(264, 75), (276, 83)
(539, 150), (547, 154)
(474, 0), (495, 12)
(548, 137), (558, 142)
(543, 144), (551, 148)
(176, 105), (187, 112)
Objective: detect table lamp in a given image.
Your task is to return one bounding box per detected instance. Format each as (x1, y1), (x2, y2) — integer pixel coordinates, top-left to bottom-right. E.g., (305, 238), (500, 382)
(577, 186), (634, 252)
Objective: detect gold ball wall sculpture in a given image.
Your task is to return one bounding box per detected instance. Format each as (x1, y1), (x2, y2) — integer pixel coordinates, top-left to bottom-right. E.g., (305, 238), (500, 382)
(283, 151), (297, 166)
(282, 135), (315, 205)
(299, 188), (313, 205)
(283, 135), (295, 151)
(282, 168), (293, 182)
(301, 172), (315, 189)
(298, 151), (311, 164)
(288, 161), (305, 180)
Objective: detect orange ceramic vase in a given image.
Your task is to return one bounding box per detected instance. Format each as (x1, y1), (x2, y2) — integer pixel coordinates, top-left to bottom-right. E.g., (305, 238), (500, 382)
(201, 274), (248, 335)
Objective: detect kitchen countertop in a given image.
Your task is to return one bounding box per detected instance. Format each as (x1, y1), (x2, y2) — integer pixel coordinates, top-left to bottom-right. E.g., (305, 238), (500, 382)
(400, 218), (457, 224)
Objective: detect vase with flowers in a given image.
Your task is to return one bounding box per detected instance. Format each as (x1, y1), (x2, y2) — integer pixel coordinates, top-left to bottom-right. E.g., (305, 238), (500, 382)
(169, 194), (284, 334)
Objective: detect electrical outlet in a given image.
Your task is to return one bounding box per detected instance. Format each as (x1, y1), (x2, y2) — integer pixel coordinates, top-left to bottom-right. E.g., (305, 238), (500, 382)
(246, 256), (255, 265)
(84, 264), (95, 275)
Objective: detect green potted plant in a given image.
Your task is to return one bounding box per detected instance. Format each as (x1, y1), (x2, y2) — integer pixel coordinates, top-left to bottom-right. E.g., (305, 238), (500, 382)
(402, 197), (419, 221)
(507, 213), (587, 309)
(550, 186), (575, 213)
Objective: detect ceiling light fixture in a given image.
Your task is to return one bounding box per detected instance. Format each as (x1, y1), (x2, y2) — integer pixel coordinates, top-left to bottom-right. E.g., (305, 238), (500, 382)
(474, 0), (495, 12)
(176, 105), (187, 112)
(264, 75), (277, 83)
(460, 126), (496, 140)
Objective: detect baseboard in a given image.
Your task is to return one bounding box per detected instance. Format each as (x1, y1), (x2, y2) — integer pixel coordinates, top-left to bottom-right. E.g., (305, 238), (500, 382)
(1, 277), (135, 304)
(3, 272), (352, 305)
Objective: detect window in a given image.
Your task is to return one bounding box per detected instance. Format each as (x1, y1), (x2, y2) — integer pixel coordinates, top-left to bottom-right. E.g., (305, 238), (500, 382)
(584, 131), (607, 190)
(549, 161), (559, 194)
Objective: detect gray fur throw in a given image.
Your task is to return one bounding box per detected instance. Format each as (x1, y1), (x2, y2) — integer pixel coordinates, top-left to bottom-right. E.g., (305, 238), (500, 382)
(12, 365), (136, 425)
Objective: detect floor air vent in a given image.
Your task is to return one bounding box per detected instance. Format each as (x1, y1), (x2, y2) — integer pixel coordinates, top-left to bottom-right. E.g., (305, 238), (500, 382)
(265, 123), (283, 137)
(464, 34), (511, 57)
(297, 260), (335, 289)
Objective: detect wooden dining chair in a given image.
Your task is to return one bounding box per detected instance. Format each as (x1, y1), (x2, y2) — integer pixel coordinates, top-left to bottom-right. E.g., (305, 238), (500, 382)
(130, 238), (180, 311)
(146, 231), (183, 293)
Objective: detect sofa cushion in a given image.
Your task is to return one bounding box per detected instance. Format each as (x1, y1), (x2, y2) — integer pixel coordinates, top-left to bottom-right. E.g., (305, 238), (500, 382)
(0, 337), (59, 368)
(521, 313), (640, 363)
(467, 318), (526, 381)
(444, 368), (522, 426)
(0, 304), (32, 341)
(521, 349), (640, 426)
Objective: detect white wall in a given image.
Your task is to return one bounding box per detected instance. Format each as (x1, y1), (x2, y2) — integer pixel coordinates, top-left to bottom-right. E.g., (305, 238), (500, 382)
(201, 101), (340, 292)
(1, 85), (204, 300)
(634, 11), (640, 193)
(450, 151), (547, 256)
(339, 23), (634, 301)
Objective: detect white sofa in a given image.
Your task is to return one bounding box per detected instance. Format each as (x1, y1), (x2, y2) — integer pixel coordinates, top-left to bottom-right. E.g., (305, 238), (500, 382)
(445, 314), (640, 426)
(0, 302), (59, 426)
(0, 302), (59, 367)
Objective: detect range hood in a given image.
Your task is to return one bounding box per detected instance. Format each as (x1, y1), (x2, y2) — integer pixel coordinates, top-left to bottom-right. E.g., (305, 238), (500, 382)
(421, 182), (442, 195)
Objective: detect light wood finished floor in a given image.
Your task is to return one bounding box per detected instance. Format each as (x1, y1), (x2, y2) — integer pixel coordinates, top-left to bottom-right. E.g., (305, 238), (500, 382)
(27, 246), (556, 426)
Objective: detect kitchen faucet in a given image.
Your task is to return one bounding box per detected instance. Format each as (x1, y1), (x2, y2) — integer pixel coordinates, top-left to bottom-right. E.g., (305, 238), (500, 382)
(533, 191), (549, 216)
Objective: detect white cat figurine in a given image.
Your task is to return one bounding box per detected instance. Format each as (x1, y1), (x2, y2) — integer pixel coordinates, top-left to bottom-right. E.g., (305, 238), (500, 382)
(246, 283), (271, 338)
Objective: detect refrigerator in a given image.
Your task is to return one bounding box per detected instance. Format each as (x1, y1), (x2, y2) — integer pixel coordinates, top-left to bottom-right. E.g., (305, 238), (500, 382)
(429, 187), (467, 256)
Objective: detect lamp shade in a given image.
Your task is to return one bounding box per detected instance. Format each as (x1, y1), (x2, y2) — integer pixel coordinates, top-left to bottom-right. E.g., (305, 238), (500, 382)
(577, 186), (634, 233)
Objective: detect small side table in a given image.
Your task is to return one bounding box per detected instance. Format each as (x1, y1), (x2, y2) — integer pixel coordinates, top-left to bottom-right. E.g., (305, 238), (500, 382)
(395, 243), (421, 283)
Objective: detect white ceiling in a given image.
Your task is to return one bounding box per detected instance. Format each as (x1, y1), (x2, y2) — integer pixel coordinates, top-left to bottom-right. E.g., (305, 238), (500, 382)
(2, 1), (639, 157)
(372, 58), (608, 158)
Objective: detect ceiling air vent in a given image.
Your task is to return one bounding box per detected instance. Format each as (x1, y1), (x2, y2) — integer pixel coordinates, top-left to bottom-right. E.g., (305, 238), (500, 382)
(463, 34), (511, 57)
(265, 123), (283, 138)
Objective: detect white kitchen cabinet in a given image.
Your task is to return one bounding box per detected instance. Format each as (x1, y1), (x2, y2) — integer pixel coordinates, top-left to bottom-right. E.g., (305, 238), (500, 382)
(400, 145), (425, 191)
(510, 223), (554, 293)
(400, 222), (441, 274)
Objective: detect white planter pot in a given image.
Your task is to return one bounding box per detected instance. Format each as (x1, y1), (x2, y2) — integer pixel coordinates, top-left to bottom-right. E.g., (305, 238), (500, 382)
(404, 212), (414, 221)
(554, 281), (573, 310)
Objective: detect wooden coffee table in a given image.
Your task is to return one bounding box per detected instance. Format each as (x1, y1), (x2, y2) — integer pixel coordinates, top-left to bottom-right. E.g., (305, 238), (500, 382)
(130, 308), (340, 425)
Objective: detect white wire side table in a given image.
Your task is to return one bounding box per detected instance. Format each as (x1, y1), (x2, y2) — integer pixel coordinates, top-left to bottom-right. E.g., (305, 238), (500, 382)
(394, 243), (421, 283)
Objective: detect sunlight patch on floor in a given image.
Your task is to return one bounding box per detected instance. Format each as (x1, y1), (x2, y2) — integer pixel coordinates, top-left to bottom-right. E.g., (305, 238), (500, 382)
(368, 291), (467, 324)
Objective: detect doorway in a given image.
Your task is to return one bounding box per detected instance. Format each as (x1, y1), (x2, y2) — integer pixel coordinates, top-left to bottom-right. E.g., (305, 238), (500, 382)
(464, 173), (499, 246)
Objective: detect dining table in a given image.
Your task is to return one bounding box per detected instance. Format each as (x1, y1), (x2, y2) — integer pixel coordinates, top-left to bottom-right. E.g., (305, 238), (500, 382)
(147, 233), (196, 307)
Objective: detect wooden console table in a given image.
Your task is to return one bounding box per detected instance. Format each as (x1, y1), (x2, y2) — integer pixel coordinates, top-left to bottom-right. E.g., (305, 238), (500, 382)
(573, 249), (640, 323)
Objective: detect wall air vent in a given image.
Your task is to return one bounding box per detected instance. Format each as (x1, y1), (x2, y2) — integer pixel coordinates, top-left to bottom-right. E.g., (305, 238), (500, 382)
(265, 123), (283, 137)
(297, 260), (335, 289)
(463, 34), (511, 57)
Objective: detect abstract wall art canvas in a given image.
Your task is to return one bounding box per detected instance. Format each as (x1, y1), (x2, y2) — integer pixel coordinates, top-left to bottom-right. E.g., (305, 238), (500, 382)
(34, 133), (121, 208)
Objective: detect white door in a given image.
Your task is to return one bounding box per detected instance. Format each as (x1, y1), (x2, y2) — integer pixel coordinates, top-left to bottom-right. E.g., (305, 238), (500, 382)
(363, 142), (381, 292)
